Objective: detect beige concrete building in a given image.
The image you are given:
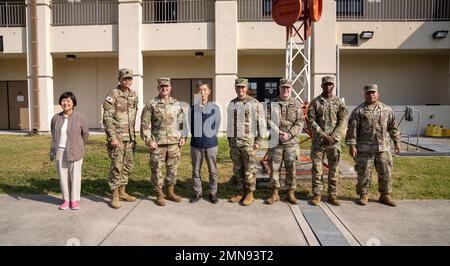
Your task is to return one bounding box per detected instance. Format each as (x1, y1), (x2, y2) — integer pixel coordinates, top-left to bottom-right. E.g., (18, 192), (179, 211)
(0, 0), (449, 135)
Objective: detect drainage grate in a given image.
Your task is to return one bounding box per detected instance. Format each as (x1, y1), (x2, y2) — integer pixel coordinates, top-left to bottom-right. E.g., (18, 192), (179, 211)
(299, 205), (350, 246)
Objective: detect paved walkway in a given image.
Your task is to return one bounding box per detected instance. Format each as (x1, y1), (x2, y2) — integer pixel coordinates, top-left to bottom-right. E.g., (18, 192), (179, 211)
(1, 194), (449, 246)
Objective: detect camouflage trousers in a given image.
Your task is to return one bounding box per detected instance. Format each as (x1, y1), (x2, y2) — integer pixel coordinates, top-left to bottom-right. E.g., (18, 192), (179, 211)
(107, 141), (135, 191)
(354, 151), (393, 196)
(311, 145), (340, 196)
(268, 144), (299, 190)
(230, 146), (257, 192)
(150, 144), (181, 190)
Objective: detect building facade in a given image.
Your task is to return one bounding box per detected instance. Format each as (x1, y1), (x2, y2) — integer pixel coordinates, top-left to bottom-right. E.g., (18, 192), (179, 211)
(0, 0), (449, 135)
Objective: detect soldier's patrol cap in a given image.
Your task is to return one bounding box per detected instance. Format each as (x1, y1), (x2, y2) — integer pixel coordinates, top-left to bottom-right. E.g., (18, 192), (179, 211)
(364, 84), (379, 92)
(118, 68), (133, 79)
(158, 77), (171, 86)
(279, 78), (293, 87)
(235, 78), (248, 87)
(322, 76), (335, 85)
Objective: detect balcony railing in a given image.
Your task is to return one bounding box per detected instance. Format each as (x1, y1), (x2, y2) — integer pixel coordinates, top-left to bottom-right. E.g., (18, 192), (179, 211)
(238, 0), (274, 21)
(0, 1), (26, 27)
(337, 0), (450, 21)
(51, 0), (118, 26)
(142, 0), (215, 23)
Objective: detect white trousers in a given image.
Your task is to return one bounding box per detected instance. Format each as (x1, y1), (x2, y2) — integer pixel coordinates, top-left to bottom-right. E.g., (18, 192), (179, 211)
(56, 148), (83, 202)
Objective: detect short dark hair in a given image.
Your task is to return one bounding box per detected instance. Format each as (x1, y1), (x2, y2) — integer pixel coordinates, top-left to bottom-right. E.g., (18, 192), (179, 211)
(59, 91), (77, 107)
(196, 80), (210, 90)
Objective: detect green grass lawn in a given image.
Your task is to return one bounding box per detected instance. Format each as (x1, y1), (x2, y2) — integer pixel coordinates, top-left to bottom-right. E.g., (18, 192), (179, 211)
(0, 135), (449, 200)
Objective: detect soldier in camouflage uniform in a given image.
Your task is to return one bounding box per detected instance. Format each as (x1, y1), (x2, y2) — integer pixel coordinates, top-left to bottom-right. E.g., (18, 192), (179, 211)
(140, 78), (187, 206)
(308, 76), (348, 206)
(227, 78), (267, 206)
(103, 68), (138, 209)
(264, 78), (304, 205)
(345, 84), (400, 207)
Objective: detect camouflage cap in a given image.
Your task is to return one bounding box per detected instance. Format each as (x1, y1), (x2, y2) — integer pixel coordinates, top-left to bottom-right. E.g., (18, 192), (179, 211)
(235, 78), (248, 86)
(118, 68), (133, 79)
(279, 78), (293, 87)
(158, 77), (171, 86)
(322, 76), (335, 84)
(364, 84), (379, 92)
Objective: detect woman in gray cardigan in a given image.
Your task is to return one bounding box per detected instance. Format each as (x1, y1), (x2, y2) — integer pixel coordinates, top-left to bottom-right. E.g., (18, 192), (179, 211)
(50, 92), (89, 210)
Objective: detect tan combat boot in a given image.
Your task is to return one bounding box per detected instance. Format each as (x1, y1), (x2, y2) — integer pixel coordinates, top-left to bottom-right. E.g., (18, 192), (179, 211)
(379, 195), (397, 207)
(358, 194), (369, 206)
(167, 185), (183, 202)
(328, 195), (341, 206)
(264, 188), (280, 205)
(310, 195), (321, 206)
(155, 187), (166, 206)
(286, 189), (298, 204)
(111, 188), (121, 209)
(229, 189), (246, 203)
(241, 190), (254, 206)
(118, 186), (136, 202)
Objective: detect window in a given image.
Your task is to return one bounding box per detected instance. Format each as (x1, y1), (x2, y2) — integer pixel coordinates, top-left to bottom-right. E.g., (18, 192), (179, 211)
(246, 78), (281, 102)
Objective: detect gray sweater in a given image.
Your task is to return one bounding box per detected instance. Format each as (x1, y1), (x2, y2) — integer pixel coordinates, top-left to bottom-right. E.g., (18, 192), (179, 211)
(50, 110), (89, 161)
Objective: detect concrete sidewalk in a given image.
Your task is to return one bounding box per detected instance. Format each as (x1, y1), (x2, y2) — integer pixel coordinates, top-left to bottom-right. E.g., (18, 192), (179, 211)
(0, 194), (449, 246)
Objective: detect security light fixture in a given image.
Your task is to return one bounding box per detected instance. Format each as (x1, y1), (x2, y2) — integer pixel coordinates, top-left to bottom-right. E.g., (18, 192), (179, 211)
(195, 51), (204, 58)
(432, 30), (448, 39)
(360, 31), (374, 39)
(66, 54), (76, 61)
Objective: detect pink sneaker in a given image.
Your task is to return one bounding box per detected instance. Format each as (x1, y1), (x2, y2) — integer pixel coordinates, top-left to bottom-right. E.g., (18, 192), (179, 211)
(59, 201), (70, 210)
(70, 201), (79, 210)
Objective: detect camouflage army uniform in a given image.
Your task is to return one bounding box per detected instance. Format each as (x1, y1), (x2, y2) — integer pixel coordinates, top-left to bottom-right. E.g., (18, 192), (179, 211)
(345, 94), (400, 196)
(266, 95), (304, 190)
(140, 94), (186, 190)
(103, 83), (138, 191)
(227, 91), (267, 192)
(308, 84), (348, 197)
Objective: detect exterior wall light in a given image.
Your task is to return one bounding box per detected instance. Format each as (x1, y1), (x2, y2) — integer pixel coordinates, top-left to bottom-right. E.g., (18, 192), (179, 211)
(432, 30), (448, 39)
(360, 31), (374, 39)
(195, 51), (204, 59)
(66, 54), (76, 61)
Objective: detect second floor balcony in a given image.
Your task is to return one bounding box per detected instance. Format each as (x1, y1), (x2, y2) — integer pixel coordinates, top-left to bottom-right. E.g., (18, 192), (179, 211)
(336, 0), (450, 21)
(1, 0), (449, 28)
(0, 0), (26, 27)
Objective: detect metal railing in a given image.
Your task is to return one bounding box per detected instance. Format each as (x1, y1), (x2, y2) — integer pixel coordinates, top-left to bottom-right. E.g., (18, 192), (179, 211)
(238, 0), (274, 21)
(51, 0), (118, 26)
(337, 0), (450, 21)
(0, 1), (26, 27)
(142, 0), (215, 23)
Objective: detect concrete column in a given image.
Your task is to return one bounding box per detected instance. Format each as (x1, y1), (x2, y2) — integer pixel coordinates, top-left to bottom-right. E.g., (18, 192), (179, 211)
(118, 0), (143, 131)
(311, 0), (337, 98)
(215, 0), (238, 132)
(26, 0), (54, 132)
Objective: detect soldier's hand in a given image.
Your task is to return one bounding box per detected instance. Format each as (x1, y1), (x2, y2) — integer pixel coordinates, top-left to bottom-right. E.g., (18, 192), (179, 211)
(178, 139), (186, 146)
(279, 132), (289, 143)
(149, 142), (158, 150)
(253, 143), (260, 150)
(111, 139), (120, 148)
(349, 146), (357, 158)
(322, 135), (333, 145)
(395, 144), (401, 155)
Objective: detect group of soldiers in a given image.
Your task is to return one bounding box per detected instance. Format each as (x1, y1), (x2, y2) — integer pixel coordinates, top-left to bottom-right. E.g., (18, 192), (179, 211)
(102, 68), (400, 209)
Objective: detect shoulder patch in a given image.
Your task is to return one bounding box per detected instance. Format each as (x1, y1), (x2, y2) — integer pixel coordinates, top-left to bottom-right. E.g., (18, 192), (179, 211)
(106, 96), (115, 104)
